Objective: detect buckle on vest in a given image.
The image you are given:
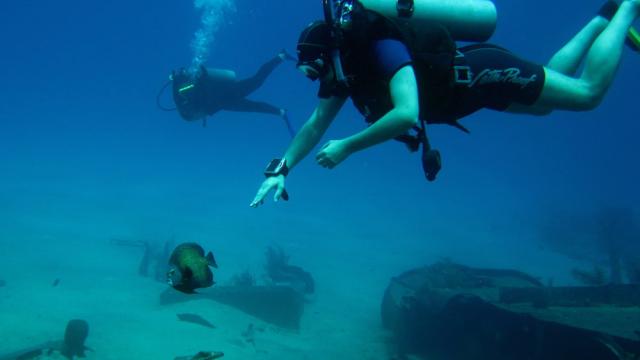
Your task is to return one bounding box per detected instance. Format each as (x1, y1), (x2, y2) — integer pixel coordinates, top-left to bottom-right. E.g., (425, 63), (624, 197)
(453, 65), (473, 84)
(397, 0), (414, 18)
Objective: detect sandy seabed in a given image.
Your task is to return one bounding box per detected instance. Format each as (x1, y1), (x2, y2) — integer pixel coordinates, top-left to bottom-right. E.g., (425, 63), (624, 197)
(0, 200), (575, 360)
(0, 274), (394, 360)
(0, 238), (398, 360)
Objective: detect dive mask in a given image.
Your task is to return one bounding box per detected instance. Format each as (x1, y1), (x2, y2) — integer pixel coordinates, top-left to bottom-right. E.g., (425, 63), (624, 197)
(297, 58), (327, 81)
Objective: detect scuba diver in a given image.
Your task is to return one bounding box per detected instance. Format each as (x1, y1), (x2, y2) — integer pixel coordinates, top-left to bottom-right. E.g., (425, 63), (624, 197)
(249, 0), (640, 207)
(159, 50), (297, 136)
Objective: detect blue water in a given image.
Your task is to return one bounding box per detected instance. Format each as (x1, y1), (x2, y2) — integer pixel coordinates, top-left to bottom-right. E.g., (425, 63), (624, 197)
(1, 0), (639, 358)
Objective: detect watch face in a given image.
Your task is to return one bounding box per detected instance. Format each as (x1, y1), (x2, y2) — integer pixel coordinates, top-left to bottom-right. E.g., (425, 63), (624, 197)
(265, 159), (283, 174)
(265, 158), (288, 177)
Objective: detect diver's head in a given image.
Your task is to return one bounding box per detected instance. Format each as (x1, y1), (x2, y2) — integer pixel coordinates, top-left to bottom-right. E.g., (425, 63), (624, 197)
(171, 66), (208, 121)
(296, 21), (332, 81)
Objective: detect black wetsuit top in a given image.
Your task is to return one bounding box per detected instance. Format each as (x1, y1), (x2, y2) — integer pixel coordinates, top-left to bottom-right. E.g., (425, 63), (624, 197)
(201, 56), (285, 117)
(317, 38), (546, 126)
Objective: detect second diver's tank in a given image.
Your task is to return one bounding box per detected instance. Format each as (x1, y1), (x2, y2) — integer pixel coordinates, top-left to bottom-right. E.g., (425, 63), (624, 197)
(358, 0), (497, 42)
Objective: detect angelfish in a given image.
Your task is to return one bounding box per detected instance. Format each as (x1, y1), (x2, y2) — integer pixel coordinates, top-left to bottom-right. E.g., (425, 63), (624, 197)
(167, 243), (218, 294)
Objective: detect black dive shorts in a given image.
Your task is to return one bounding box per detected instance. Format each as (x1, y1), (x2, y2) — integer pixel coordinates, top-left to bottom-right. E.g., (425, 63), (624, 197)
(445, 44), (546, 119)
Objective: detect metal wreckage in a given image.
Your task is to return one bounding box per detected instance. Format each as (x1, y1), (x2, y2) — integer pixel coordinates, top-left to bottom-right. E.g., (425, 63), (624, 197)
(381, 262), (640, 360)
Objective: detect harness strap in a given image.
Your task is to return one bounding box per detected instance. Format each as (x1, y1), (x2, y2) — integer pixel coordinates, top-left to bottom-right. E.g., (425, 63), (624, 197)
(453, 50), (473, 85)
(447, 50), (472, 133)
(397, 0), (415, 18)
(394, 50), (471, 150)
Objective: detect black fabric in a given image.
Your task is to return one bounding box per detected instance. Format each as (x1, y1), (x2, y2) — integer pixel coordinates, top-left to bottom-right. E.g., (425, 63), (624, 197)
(172, 67), (210, 121)
(224, 98), (281, 115)
(428, 44), (545, 123)
(598, 0), (619, 20)
(296, 21), (332, 66)
(317, 6), (457, 123)
(232, 56), (283, 98)
(317, 42), (545, 127)
(318, 39), (414, 123)
(202, 56), (284, 117)
(372, 40), (414, 81)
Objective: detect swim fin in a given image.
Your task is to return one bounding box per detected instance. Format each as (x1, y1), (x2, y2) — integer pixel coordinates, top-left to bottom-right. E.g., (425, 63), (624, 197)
(280, 109), (296, 138)
(598, 1), (640, 52)
(628, 26), (640, 52)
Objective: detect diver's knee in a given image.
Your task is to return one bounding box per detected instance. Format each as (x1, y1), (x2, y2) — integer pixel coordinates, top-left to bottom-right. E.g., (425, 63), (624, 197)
(567, 81), (605, 111)
(578, 86), (605, 110)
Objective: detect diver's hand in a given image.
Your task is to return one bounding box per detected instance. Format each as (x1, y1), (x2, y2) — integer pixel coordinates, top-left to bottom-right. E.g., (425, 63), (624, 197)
(316, 139), (351, 169)
(250, 175), (287, 207)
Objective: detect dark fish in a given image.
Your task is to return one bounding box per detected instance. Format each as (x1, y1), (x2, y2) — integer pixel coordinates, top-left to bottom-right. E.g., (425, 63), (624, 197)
(174, 351), (224, 360)
(0, 320), (91, 360)
(52, 279), (60, 287)
(61, 319), (90, 359)
(167, 243), (218, 294)
(177, 313), (216, 329)
(0, 279), (5, 287)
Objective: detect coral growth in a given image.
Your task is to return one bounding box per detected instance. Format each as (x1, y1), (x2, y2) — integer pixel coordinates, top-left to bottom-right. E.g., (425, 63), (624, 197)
(571, 266), (607, 286)
(265, 245), (290, 272)
(539, 206), (640, 284)
(625, 257), (640, 284)
(230, 270), (256, 287)
(264, 245), (315, 294)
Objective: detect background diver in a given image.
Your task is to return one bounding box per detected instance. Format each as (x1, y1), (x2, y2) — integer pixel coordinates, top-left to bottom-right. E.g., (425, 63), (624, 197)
(249, 0), (640, 207)
(159, 50), (297, 137)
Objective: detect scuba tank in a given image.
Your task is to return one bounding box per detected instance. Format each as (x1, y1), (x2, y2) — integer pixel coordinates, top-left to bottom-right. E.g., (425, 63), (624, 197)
(358, 0), (497, 42)
(324, 0), (497, 83)
(327, 0), (497, 42)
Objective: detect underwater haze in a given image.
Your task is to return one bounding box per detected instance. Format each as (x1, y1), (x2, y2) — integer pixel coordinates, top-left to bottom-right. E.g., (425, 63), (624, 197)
(1, 0), (639, 359)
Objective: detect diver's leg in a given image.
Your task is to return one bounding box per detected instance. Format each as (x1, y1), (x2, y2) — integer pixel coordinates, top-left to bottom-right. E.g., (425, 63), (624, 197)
(545, 2), (628, 75)
(232, 54), (285, 98)
(546, 17), (609, 75)
(224, 98), (283, 116)
(531, 0), (640, 112)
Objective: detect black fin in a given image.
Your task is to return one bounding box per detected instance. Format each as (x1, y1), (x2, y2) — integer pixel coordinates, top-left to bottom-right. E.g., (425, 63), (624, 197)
(206, 252), (218, 268)
(451, 120), (470, 134)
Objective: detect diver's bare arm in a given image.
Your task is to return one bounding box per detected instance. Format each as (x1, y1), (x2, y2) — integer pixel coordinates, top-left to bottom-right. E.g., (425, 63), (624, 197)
(342, 66), (419, 153)
(284, 96), (346, 168)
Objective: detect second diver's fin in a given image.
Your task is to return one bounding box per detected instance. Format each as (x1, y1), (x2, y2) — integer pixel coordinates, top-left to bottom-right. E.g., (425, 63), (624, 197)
(280, 109), (296, 138)
(627, 26), (640, 52)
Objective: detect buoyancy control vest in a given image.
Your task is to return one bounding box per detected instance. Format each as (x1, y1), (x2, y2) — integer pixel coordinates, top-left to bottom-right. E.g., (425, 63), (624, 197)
(339, 1), (468, 130)
(324, 0), (483, 181)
